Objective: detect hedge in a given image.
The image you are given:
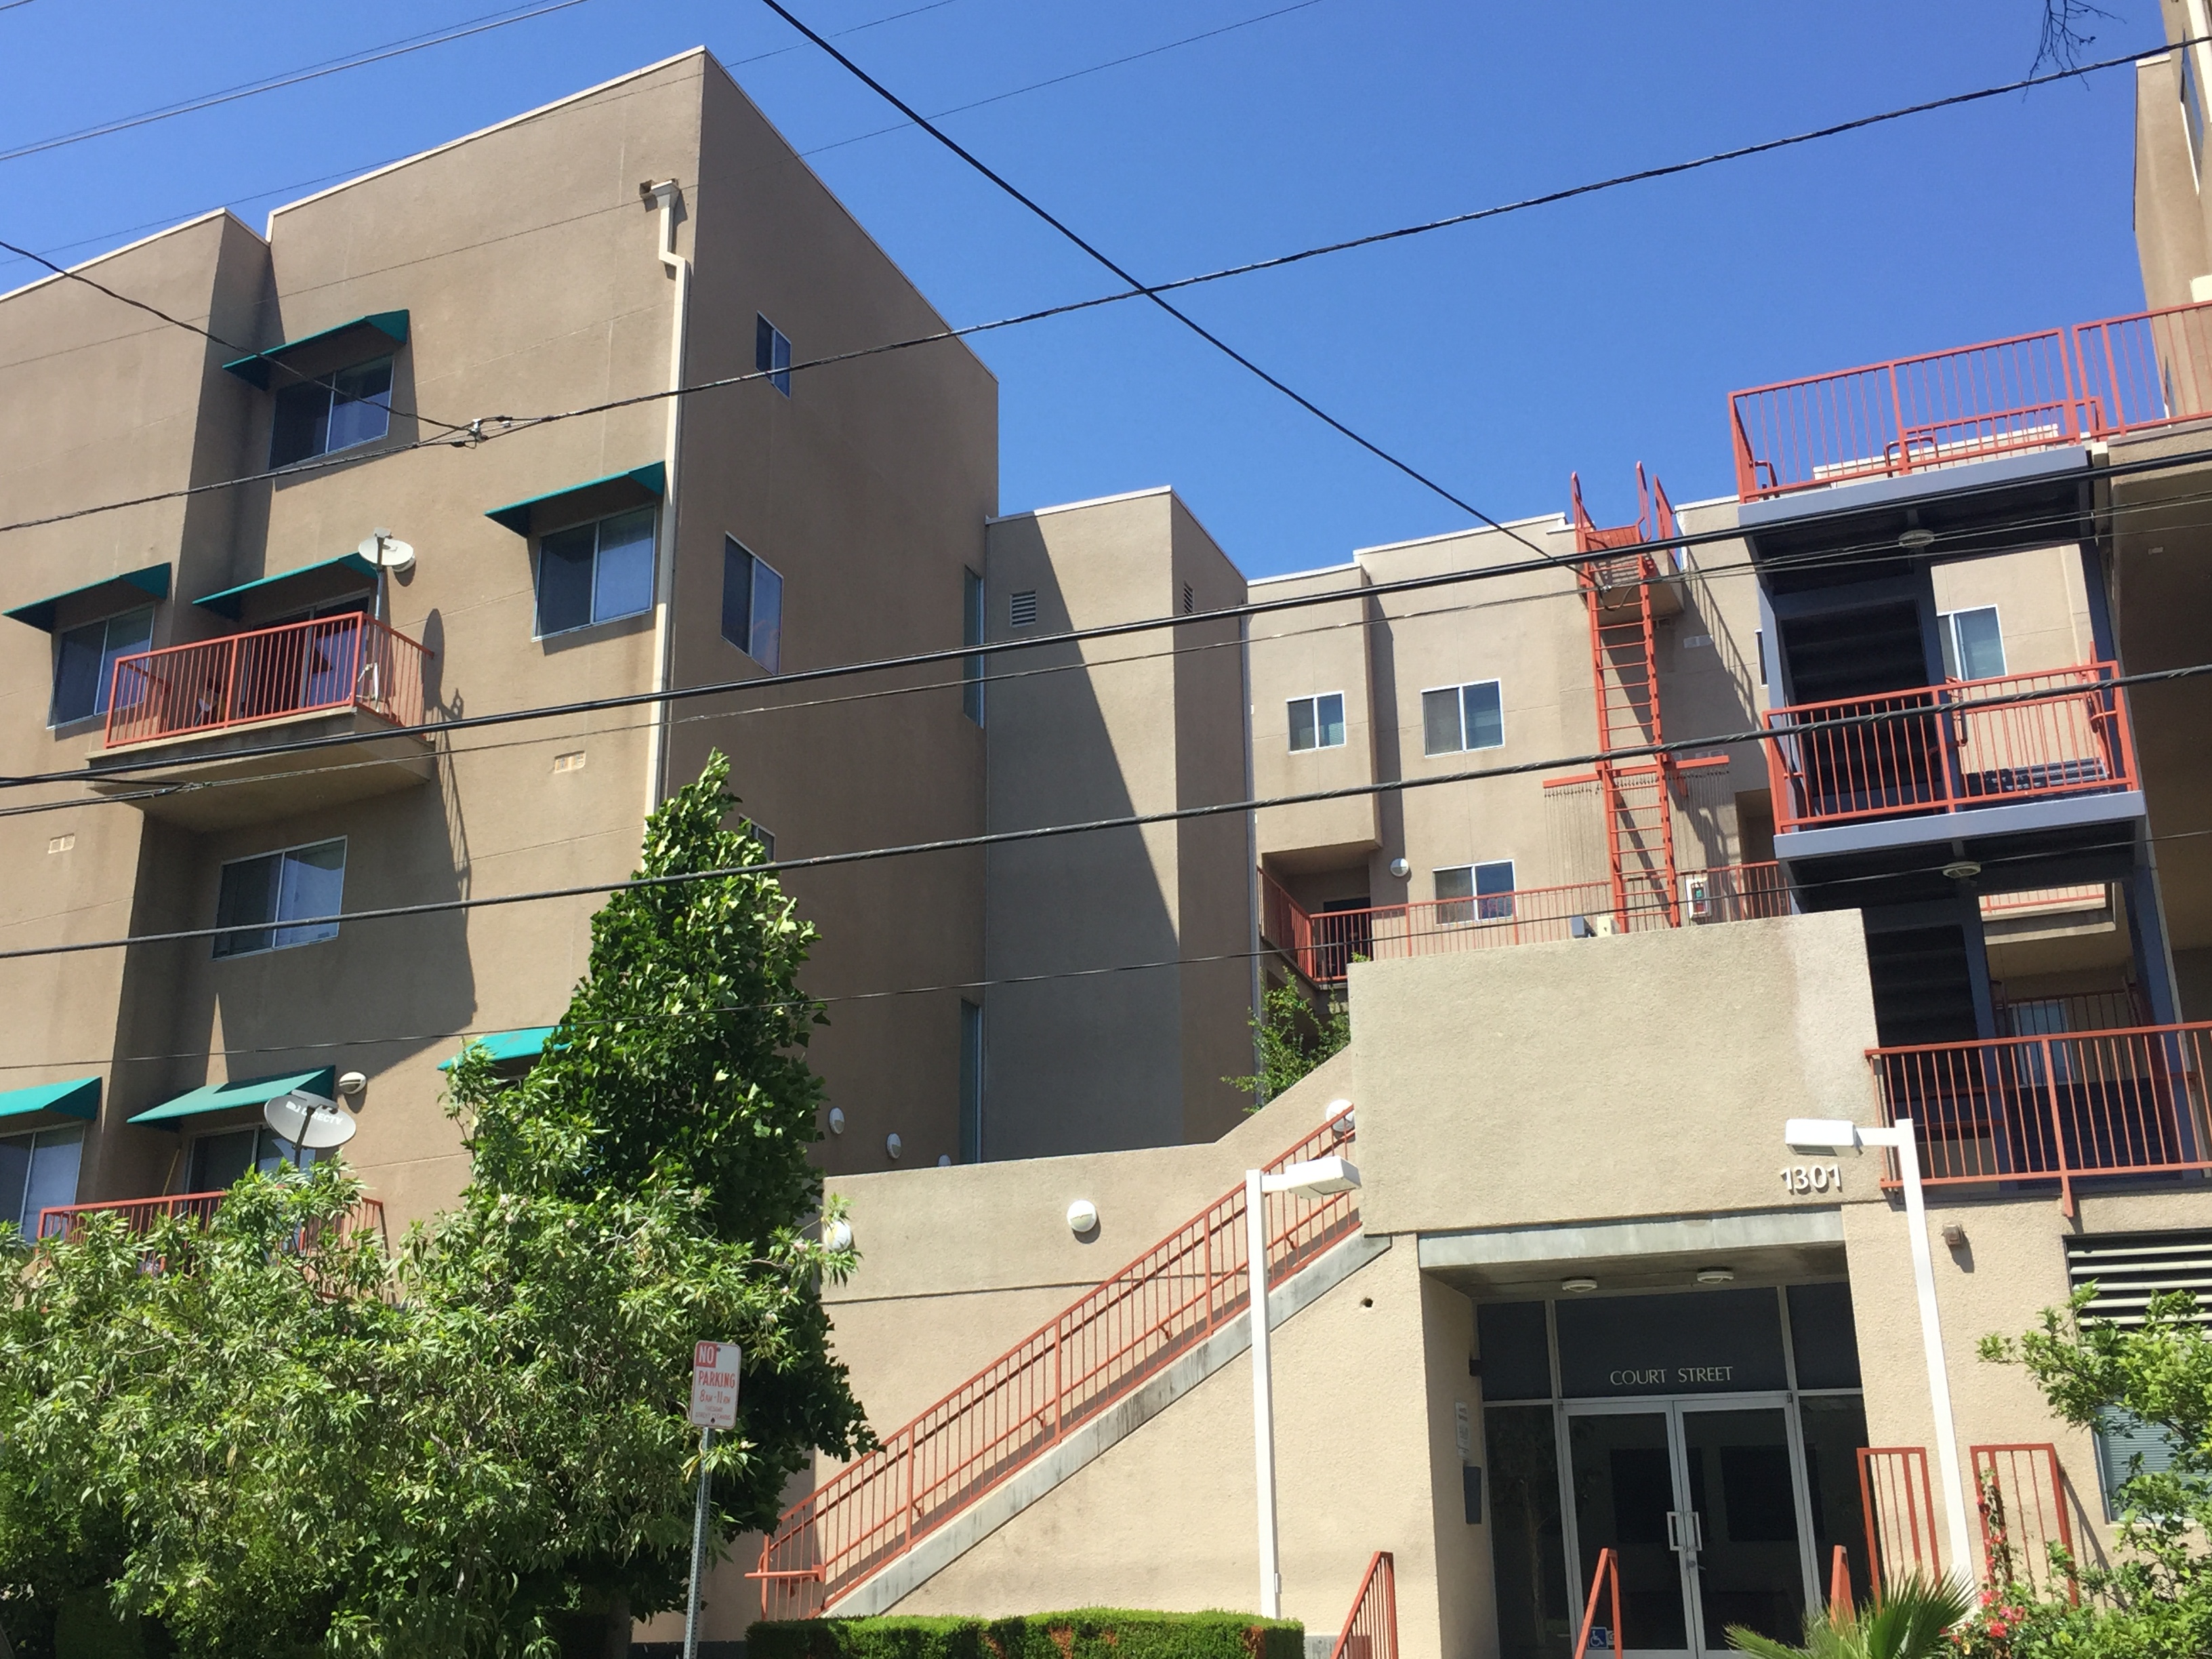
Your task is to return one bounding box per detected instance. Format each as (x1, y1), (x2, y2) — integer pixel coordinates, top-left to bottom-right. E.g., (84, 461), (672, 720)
(748, 1609), (1306, 1659)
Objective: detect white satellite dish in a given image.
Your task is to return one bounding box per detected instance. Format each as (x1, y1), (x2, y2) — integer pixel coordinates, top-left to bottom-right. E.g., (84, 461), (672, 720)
(356, 529), (416, 574)
(263, 1090), (358, 1150)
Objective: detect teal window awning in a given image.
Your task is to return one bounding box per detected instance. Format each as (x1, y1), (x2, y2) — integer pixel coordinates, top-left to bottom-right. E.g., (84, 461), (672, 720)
(128, 1067), (335, 1127)
(5, 564), (170, 632)
(485, 463), (665, 536)
(0, 1077), (100, 1122)
(194, 553), (377, 620)
(221, 310), (410, 389)
(438, 1027), (558, 1072)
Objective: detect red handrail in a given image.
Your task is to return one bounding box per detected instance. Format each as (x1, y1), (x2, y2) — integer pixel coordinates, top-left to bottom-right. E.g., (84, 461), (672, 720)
(1867, 1021), (2212, 1216)
(104, 612), (431, 748)
(1828, 1544), (1853, 1618)
(37, 1190), (386, 1247)
(1259, 863), (1790, 983)
(1762, 662), (2135, 834)
(1328, 1551), (1397, 1659)
(1858, 1446), (1942, 1606)
(754, 1109), (1364, 1616)
(1571, 1547), (1623, 1659)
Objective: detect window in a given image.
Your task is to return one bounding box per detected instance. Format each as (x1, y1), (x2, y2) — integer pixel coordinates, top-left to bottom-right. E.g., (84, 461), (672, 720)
(756, 314), (792, 396)
(49, 606), (152, 726)
(1435, 860), (1515, 925)
(269, 357), (393, 467)
(1287, 693), (1346, 752)
(1423, 680), (1504, 756)
(739, 819), (775, 861)
(962, 569), (985, 726)
(959, 1000), (984, 1164)
(0, 1128), (81, 1237)
(1939, 607), (2005, 682)
(721, 537), (784, 672)
(537, 508), (657, 636)
(189, 1125), (317, 1192)
(214, 838), (346, 958)
(2186, 46), (2207, 186)
(1009, 590), (1038, 628)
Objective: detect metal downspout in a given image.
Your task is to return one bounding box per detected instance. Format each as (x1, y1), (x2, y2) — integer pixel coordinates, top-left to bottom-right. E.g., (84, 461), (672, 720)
(644, 179), (690, 820)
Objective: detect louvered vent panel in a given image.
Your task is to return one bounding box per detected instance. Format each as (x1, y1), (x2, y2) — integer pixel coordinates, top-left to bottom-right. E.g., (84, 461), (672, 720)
(1009, 590), (1038, 628)
(2066, 1231), (2212, 1326)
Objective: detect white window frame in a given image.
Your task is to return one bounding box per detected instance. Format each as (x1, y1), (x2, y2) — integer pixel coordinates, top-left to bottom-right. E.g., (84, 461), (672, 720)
(1286, 691), (1347, 753)
(48, 605), (155, 729)
(533, 508), (658, 639)
(1433, 859), (1516, 926)
(213, 836), (348, 960)
(1937, 606), (2006, 682)
(1421, 680), (1505, 756)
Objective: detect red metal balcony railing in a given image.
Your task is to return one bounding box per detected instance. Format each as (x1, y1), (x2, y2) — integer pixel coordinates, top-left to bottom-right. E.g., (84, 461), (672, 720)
(1328, 1551), (1399, 1659)
(37, 1190), (386, 1246)
(1858, 1446), (1942, 1600)
(1763, 663), (2135, 834)
(1731, 301), (2212, 499)
(1260, 863), (1789, 983)
(1973, 1443), (2077, 1601)
(104, 612), (430, 748)
(754, 1109), (1361, 1617)
(1868, 1022), (2212, 1216)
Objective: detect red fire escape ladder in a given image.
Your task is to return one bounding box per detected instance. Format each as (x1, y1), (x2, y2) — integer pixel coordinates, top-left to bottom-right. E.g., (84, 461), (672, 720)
(1563, 468), (1681, 929)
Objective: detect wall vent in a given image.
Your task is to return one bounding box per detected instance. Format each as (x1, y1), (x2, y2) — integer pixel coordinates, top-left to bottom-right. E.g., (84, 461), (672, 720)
(1009, 590), (1038, 628)
(1182, 581), (1195, 615)
(2066, 1231), (2212, 1326)
(552, 751), (586, 773)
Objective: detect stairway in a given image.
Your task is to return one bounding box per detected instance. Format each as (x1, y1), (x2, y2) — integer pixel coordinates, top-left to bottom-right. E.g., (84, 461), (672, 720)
(1568, 469), (1681, 926)
(754, 1110), (1375, 1617)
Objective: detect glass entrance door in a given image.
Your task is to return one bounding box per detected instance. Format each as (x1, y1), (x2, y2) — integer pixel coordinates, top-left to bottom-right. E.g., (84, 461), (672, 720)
(1567, 1399), (1811, 1658)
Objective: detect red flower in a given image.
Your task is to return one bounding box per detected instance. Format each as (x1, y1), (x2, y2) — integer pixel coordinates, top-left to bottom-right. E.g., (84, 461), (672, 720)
(1987, 1620), (2009, 1638)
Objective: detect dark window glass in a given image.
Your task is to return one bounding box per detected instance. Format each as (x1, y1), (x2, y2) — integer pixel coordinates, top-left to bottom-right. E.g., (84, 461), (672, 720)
(215, 853), (281, 958)
(18, 1131), (81, 1233)
(51, 608), (154, 725)
(325, 358), (392, 452)
(962, 569), (985, 726)
(1787, 1281), (1862, 1389)
(214, 840), (344, 958)
(0, 1138), (29, 1233)
(1486, 1404), (1570, 1659)
(537, 523), (598, 636)
(189, 1127), (258, 1192)
(270, 379), (331, 466)
(721, 537), (782, 671)
(1799, 1396), (1874, 1607)
(1477, 1300), (1552, 1401)
(1422, 687), (1461, 755)
(756, 314), (792, 396)
(268, 356), (392, 466)
(1463, 680), (1504, 749)
(959, 1000), (983, 1162)
(1555, 1286), (1788, 1396)
(1476, 859), (1517, 920)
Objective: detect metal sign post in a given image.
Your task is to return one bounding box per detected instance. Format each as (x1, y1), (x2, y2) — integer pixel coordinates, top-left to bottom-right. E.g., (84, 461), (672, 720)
(684, 1341), (741, 1659)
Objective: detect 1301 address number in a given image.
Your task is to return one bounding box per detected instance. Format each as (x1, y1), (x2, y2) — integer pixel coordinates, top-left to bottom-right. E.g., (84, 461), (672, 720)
(1780, 1164), (1842, 1194)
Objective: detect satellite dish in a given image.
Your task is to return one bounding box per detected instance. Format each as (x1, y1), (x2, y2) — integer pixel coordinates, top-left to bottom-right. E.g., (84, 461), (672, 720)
(263, 1090), (357, 1150)
(356, 529), (416, 575)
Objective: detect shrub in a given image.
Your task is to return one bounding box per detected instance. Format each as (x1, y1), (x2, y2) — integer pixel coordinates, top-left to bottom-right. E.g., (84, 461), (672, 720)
(749, 1609), (1306, 1659)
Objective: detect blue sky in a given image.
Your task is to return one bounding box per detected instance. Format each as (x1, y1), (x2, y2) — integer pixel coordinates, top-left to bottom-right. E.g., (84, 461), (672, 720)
(0, 0), (2165, 577)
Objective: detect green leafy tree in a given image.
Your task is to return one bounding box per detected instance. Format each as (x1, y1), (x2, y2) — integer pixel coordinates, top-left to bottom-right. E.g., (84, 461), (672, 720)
(1225, 979), (1350, 1109)
(0, 754), (869, 1659)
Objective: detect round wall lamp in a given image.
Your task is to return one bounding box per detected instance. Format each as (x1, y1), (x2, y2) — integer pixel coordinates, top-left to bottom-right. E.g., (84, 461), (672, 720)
(1940, 860), (1982, 881)
(827, 1107), (846, 1134)
(336, 1071), (367, 1097)
(937, 1154), (952, 1168)
(1066, 1198), (1099, 1235)
(1898, 528), (1936, 550)
(823, 1218), (853, 1251)
(1696, 1266), (1736, 1285)
(1561, 1276), (1599, 1294)
(1389, 857), (1411, 879)
(885, 1132), (903, 1160)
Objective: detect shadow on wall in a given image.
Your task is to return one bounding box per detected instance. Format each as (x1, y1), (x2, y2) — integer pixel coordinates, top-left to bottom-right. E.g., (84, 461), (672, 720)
(982, 527), (1184, 1162)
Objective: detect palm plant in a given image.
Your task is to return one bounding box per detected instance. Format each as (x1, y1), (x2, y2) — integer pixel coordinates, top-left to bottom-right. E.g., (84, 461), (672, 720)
(1727, 1574), (1973, 1659)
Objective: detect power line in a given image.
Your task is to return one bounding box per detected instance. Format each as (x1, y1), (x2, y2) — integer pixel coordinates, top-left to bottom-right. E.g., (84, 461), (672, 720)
(798, 0), (1327, 157)
(8, 438), (2212, 803)
(3, 652), (2204, 966)
(753, 0), (1563, 567)
(0, 0), (602, 167)
(5, 820), (2201, 1074)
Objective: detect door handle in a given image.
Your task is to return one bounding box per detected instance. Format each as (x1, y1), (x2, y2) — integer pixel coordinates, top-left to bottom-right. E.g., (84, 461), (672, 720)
(1666, 1511), (1680, 1550)
(1686, 1511), (1706, 1553)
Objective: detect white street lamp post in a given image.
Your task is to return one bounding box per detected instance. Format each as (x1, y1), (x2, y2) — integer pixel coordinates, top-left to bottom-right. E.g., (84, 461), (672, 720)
(1784, 1116), (1973, 1577)
(1245, 1151), (1361, 1620)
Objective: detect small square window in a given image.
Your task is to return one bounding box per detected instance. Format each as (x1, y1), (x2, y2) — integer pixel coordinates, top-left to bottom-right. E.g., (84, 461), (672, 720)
(1939, 607), (2005, 682)
(269, 356), (393, 467)
(1433, 860), (1515, 926)
(213, 838), (346, 959)
(1422, 680), (1504, 755)
(722, 537), (784, 673)
(536, 509), (657, 636)
(739, 819), (776, 862)
(50, 606), (153, 726)
(1287, 693), (1346, 753)
(756, 314), (792, 396)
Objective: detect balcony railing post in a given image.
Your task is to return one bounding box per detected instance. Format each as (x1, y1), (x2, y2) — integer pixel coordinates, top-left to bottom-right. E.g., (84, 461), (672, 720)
(2042, 1035), (2075, 1218)
(1889, 362), (1910, 476)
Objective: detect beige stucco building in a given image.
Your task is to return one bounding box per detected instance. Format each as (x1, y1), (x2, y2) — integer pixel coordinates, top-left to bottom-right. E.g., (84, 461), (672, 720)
(5, 30), (2212, 1659)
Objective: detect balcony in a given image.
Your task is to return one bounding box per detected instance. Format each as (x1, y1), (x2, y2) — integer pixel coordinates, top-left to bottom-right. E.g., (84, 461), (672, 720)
(1261, 863), (1789, 983)
(1868, 1023), (2212, 1215)
(1730, 301), (2212, 501)
(87, 613), (435, 830)
(1763, 663), (2137, 838)
(37, 1190), (387, 1246)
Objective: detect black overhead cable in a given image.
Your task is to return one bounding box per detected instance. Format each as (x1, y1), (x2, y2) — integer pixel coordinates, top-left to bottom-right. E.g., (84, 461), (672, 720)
(2, 651), (2207, 966)
(7, 434), (2211, 803)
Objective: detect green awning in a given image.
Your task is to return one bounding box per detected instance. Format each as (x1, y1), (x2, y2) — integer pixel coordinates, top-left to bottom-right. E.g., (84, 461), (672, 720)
(5, 563), (170, 632)
(0, 1077), (100, 1121)
(220, 310), (410, 389)
(485, 463), (665, 535)
(128, 1067), (335, 1127)
(194, 553), (377, 619)
(438, 1027), (558, 1072)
